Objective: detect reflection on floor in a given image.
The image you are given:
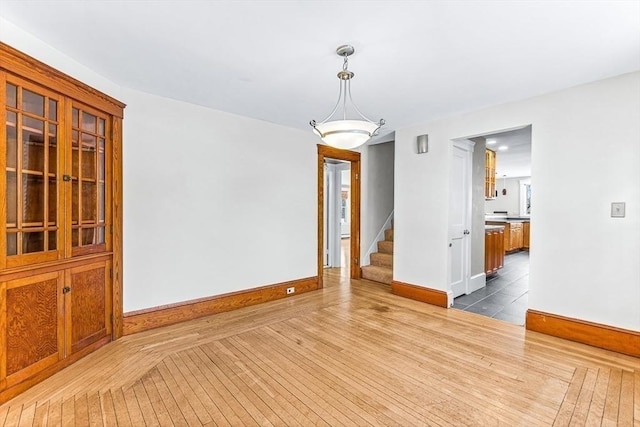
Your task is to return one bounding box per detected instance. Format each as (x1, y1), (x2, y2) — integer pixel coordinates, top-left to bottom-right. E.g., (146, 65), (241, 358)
(453, 251), (529, 325)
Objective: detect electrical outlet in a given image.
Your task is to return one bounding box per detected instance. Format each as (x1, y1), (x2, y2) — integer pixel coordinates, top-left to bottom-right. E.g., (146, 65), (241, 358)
(286, 287), (295, 295)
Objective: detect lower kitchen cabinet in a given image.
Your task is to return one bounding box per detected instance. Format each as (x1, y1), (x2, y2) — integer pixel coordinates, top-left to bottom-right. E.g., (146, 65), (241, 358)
(485, 228), (505, 275)
(523, 222), (530, 249)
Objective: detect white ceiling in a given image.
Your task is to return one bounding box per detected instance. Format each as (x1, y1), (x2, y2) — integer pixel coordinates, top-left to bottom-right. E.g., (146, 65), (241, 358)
(1, 1), (639, 141)
(484, 126), (532, 178)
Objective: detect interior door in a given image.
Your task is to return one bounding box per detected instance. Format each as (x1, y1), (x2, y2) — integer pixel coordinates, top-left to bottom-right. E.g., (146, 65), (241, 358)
(449, 141), (474, 298)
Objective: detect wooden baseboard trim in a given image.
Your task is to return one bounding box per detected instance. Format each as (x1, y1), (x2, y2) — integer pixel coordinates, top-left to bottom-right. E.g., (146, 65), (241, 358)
(123, 276), (319, 335)
(526, 309), (640, 357)
(391, 280), (448, 308)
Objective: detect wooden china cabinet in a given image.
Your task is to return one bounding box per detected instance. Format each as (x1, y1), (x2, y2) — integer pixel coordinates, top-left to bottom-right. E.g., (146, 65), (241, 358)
(0, 43), (124, 403)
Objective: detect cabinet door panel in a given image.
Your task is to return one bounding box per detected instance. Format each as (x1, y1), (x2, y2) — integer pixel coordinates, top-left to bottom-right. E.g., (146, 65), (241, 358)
(66, 261), (111, 354)
(2, 272), (64, 386)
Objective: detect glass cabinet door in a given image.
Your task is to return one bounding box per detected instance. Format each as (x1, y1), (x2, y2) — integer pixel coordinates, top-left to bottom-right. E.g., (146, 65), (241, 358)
(4, 79), (61, 266)
(71, 105), (108, 256)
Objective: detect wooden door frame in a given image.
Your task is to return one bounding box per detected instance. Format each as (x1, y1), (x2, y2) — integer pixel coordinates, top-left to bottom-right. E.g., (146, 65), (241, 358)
(317, 144), (361, 288)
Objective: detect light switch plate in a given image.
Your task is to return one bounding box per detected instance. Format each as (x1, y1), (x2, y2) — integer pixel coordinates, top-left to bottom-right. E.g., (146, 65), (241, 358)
(611, 202), (625, 218)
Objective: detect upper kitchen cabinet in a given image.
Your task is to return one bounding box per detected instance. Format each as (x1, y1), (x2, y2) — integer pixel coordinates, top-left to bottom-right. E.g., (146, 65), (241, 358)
(0, 42), (124, 403)
(485, 148), (496, 199)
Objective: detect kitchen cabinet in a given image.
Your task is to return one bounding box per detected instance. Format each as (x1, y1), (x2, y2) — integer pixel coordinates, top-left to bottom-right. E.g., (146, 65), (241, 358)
(485, 227), (504, 275)
(509, 223), (523, 251)
(0, 43), (124, 403)
(485, 149), (496, 199)
(485, 220), (529, 253)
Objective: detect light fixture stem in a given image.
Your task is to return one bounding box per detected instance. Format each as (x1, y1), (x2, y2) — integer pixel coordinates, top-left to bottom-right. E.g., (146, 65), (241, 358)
(346, 82), (375, 123)
(343, 80), (348, 120)
(318, 79), (345, 123)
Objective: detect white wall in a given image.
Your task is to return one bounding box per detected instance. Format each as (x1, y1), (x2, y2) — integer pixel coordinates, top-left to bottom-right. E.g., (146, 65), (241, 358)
(395, 71), (640, 331)
(486, 177), (529, 215)
(122, 89), (318, 311)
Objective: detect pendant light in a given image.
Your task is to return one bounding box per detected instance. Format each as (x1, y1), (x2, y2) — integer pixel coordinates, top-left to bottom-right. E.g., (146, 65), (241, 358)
(310, 45), (384, 150)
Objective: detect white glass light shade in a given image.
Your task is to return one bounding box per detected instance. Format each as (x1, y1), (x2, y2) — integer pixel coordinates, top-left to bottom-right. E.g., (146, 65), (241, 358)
(313, 120), (379, 149)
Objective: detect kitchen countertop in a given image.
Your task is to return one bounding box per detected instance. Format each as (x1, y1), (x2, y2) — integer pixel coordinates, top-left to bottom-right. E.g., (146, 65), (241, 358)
(485, 215), (530, 223)
(485, 225), (505, 231)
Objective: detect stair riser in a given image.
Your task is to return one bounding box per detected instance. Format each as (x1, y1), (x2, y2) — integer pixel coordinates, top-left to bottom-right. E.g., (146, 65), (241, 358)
(377, 240), (393, 254)
(385, 229), (394, 241)
(362, 268), (392, 285)
(370, 253), (393, 268)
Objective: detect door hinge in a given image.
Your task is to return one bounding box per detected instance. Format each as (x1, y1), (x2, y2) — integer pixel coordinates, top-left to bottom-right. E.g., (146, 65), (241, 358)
(355, 173), (359, 180)
(110, 224), (113, 234)
(354, 258), (358, 265)
(109, 268), (113, 279)
(62, 286), (71, 294)
(110, 314), (114, 325)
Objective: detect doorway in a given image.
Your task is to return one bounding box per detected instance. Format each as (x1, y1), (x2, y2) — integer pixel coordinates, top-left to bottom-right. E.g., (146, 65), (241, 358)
(451, 126), (532, 325)
(323, 159), (351, 271)
(317, 145), (361, 288)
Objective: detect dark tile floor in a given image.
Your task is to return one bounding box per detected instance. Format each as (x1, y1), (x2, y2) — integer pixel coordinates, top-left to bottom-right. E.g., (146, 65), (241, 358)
(453, 251), (529, 325)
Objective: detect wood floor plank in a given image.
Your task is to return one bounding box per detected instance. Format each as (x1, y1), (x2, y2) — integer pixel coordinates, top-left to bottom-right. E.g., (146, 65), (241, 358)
(155, 359), (205, 426)
(122, 385), (146, 426)
(219, 336), (348, 427)
(215, 338), (322, 427)
(602, 368), (623, 427)
(60, 396), (75, 426)
(0, 274), (638, 426)
(148, 366), (190, 426)
(225, 335), (364, 427)
(32, 402), (49, 427)
(634, 369), (640, 424)
(45, 400), (62, 427)
(132, 378), (160, 426)
(86, 392), (103, 427)
(175, 349), (244, 426)
(17, 402), (35, 427)
(187, 347), (259, 427)
(0, 404), (7, 427)
(140, 370), (173, 426)
(298, 308), (549, 425)
(585, 368), (610, 425)
(109, 389), (133, 427)
(3, 404), (22, 427)
(98, 390), (118, 427)
(170, 351), (233, 426)
(553, 368), (585, 426)
(204, 341), (286, 426)
(162, 355), (217, 425)
(618, 370), (634, 427)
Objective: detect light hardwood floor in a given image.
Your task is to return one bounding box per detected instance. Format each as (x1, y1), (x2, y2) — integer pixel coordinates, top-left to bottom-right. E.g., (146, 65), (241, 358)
(1, 269), (638, 426)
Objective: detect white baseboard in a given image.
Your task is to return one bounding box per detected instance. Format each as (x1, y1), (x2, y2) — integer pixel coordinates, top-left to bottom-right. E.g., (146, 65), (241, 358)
(468, 273), (486, 294)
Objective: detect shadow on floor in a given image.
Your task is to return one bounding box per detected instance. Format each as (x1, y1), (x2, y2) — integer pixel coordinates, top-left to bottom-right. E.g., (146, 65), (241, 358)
(453, 251), (529, 325)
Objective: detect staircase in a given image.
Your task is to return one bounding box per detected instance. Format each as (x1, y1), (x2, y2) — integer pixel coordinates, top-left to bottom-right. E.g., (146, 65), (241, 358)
(361, 224), (393, 284)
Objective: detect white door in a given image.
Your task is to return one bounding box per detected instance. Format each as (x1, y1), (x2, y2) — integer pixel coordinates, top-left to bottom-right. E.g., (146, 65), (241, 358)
(324, 163), (343, 267)
(449, 140), (474, 298)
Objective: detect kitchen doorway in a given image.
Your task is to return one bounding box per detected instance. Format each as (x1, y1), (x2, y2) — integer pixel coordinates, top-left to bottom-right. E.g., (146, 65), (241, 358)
(452, 126), (532, 325)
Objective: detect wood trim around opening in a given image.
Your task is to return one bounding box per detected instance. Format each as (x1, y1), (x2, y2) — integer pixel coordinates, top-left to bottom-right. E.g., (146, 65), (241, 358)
(526, 309), (640, 358)
(122, 276), (319, 335)
(391, 280), (449, 308)
(317, 144), (361, 289)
